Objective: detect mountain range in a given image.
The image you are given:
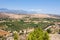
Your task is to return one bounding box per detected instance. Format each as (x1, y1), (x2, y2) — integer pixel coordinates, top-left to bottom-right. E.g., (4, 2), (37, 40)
(0, 8), (38, 14)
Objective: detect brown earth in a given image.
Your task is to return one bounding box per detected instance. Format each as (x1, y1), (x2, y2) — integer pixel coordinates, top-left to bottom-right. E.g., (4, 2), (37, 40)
(0, 13), (59, 19)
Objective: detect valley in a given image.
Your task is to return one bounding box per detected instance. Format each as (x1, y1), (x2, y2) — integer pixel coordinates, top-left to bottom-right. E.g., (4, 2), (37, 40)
(0, 13), (60, 40)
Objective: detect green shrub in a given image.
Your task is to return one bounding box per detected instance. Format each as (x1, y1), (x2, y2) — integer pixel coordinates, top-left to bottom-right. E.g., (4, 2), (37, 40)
(47, 28), (51, 33)
(27, 28), (49, 40)
(13, 32), (19, 40)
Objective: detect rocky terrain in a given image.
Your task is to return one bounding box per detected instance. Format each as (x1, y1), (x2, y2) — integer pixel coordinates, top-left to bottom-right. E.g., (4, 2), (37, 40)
(49, 34), (60, 40)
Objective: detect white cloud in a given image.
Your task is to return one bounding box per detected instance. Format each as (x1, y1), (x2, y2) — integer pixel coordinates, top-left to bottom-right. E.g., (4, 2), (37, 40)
(30, 9), (42, 11)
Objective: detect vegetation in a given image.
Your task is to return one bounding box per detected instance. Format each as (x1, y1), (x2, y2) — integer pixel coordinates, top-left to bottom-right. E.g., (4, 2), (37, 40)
(0, 16), (60, 40)
(0, 18), (58, 32)
(27, 28), (49, 40)
(37, 22), (54, 29)
(13, 31), (19, 40)
(58, 29), (60, 34)
(47, 28), (51, 33)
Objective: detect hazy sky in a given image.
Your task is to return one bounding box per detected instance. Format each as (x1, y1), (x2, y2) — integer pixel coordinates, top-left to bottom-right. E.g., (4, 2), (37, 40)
(0, 0), (60, 15)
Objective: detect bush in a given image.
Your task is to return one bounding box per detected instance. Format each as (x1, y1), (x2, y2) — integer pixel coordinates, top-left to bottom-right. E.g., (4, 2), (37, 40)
(58, 29), (60, 34)
(13, 32), (19, 40)
(47, 28), (51, 33)
(27, 28), (49, 40)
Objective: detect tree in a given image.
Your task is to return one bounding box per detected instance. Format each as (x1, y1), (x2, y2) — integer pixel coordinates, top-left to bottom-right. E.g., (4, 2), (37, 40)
(27, 28), (49, 40)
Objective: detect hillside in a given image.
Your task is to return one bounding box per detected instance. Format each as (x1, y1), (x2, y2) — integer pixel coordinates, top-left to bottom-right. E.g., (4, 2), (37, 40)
(0, 12), (60, 40)
(0, 12), (60, 19)
(0, 8), (60, 19)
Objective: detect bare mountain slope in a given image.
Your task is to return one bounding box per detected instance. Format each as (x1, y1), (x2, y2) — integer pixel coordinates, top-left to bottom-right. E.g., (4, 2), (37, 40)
(0, 13), (60, 19)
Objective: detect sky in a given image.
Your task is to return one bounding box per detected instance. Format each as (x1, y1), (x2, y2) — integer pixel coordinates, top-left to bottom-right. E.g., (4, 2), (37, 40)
(0, 0), (60, 15)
